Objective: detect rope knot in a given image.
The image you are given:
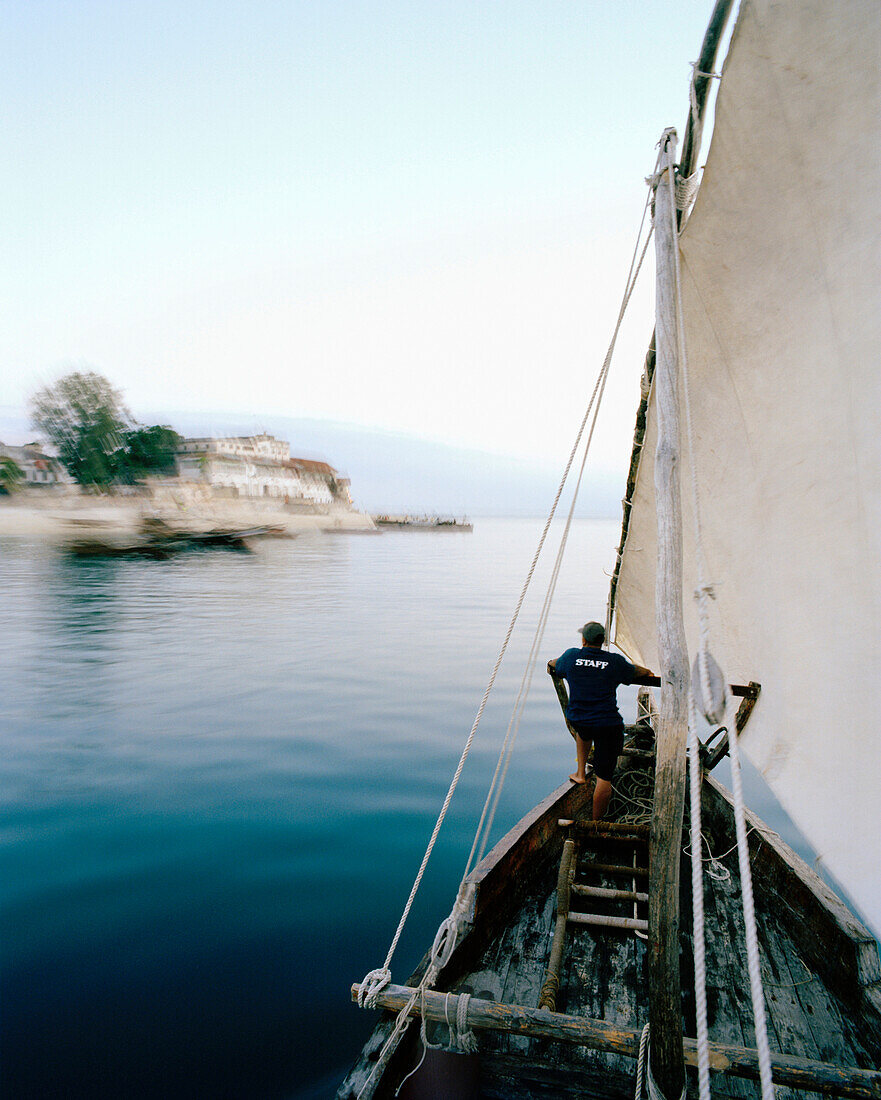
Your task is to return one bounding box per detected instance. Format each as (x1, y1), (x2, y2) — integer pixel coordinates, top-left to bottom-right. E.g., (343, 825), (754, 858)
(446, 992), (479, 1054)
(693, 582), (717, 602)
(357, 967), (391, 1009)
(690, 61), (722, 81)
(453, 880), (476, 923)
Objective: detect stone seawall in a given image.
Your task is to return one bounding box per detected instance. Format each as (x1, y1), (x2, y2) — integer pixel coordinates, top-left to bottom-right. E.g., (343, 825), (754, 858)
(0, 490), (375, 539)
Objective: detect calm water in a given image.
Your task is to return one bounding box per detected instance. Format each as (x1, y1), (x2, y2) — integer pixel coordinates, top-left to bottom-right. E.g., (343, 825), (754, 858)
(1, 518), (816, 1098)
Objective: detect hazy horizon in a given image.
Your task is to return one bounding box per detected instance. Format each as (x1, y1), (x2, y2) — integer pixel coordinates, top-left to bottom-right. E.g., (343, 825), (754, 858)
(0, 402), (625, 517)
(1, 1), (722, 491)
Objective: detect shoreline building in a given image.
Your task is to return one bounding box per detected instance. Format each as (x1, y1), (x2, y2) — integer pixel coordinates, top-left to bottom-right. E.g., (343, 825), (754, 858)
(175, 434), (351, 507)
(0, 442), (71, 488)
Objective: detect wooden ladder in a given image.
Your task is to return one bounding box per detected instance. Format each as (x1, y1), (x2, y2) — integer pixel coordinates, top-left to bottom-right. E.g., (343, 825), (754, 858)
(538, 819), (650, 1012)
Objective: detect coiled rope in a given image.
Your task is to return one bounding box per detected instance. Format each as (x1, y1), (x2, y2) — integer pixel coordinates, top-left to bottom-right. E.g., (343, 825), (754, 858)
(609, 764), (654, 827)
(353, 188), (655, 1100)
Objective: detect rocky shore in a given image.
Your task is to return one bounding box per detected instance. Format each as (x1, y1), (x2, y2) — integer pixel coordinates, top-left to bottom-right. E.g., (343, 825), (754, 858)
(0, 491), (376, 540)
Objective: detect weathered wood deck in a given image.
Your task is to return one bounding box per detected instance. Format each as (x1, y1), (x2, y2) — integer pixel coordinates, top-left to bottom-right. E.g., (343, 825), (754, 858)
(340, 747), (881, 1100)
(402, 770), (879, 1098)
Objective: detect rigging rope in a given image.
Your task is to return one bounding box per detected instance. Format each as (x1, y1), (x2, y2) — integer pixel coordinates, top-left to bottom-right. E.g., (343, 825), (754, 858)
(465, 192), (655, 876)
(353, 188), (655, 1100)
(661, 136), (776, 1100)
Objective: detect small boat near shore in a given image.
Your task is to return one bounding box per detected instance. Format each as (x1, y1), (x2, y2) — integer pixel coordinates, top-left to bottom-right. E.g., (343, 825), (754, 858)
(63, 520), (284, 558)
(372, 514), (473, 531)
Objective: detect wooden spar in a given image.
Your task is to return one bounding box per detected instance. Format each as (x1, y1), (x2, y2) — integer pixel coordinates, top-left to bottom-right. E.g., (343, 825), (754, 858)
(354, 985), (881, 1099)
(704, 681), (761, 770)
(649, 126), (689, 1099)
(635, 675), (755, 698)
(678, 0), (736, 180)
(538, 838), (577, 1011)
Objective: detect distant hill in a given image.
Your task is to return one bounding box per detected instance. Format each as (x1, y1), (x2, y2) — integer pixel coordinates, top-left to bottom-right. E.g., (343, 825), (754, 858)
(0, 406), (622, 518)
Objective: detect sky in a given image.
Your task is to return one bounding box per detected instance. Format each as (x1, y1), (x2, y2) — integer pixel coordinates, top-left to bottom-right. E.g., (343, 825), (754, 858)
(1, 0), (721, 481)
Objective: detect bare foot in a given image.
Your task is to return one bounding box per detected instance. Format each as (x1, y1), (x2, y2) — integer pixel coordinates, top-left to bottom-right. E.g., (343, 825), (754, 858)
(569, 773), (586, 785)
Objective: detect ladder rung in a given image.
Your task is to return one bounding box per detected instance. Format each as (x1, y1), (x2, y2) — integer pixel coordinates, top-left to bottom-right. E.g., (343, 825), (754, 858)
(572, 884), (648, 903)
(578, 862), (649, 877)
(567, 912), (649, 932)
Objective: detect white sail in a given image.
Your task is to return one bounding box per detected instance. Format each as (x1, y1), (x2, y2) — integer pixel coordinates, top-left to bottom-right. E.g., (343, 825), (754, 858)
(613, 0), (881, 933)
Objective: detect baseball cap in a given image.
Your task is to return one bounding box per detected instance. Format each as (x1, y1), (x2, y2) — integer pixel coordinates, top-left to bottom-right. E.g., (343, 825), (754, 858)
(581, 622), (605, 644)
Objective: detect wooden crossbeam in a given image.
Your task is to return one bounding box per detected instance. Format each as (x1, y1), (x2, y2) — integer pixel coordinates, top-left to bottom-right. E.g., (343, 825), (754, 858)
(572, 830), (648, 845)
(634, 675), (757, 699)
(353, 985), (881, 1099)
(570, 820), (651, 835)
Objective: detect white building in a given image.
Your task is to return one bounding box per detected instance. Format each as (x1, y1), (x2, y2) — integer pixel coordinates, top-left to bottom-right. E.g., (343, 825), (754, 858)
(176, 434), (349, 507)
(0, 442), (71, 487)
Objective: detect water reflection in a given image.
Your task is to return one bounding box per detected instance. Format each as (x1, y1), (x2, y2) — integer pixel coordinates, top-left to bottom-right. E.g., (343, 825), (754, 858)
(0, 520), (832, 1098)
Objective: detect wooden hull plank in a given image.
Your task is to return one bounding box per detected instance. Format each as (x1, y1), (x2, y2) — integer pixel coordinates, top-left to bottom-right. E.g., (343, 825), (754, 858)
(756, 904), (830, 1100)
(686, 848), (756, 1098)
(765, 905), (876, 1071)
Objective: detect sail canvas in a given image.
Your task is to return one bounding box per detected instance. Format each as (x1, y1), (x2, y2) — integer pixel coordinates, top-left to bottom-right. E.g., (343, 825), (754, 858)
(613, 0), (881, 933)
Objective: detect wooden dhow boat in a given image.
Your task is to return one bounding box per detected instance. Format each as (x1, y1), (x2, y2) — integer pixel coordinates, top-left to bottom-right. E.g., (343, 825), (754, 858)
(340, 1), (881, 1096)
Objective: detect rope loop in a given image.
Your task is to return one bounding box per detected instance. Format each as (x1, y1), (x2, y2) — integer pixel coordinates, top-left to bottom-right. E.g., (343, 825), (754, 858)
(357, 968), (391, 1009)
(634, 1023), (687, 1100)
(688, 62), (722, 143)
(452, 992), (479, 1053)
(634, 1022), (650, 1099)
(647, 1057), (686, 1100)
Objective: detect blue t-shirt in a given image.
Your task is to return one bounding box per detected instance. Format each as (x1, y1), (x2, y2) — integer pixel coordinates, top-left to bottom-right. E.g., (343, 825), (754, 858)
(554, 646), (636, 726)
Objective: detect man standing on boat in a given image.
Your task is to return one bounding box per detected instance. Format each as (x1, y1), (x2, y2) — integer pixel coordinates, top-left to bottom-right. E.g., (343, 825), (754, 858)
(548, 622), (653, 820)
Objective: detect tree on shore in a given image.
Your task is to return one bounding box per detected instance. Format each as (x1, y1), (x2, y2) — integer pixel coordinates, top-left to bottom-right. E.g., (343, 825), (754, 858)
(119, 424), (182, 481)
(31, 372), (130, 487)
(30, 371), (182, 487)
(0, 455), (24, 494)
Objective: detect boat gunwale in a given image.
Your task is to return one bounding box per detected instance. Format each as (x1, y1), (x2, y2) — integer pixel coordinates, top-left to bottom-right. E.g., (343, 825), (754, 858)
(462, 779), (592, 923)
(702, 773), (881, 1028)
(341, 771), (881, 1098)
(336, 780), (592, 1099)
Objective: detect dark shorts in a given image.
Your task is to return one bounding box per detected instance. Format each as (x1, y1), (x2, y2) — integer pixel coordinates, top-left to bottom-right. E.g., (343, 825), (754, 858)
(570, 722), (624, 782)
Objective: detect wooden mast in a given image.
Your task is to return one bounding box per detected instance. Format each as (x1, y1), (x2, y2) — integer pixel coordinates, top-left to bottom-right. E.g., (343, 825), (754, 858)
(646, 9), (735, 1088)
(648, 126), (689, 1100)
